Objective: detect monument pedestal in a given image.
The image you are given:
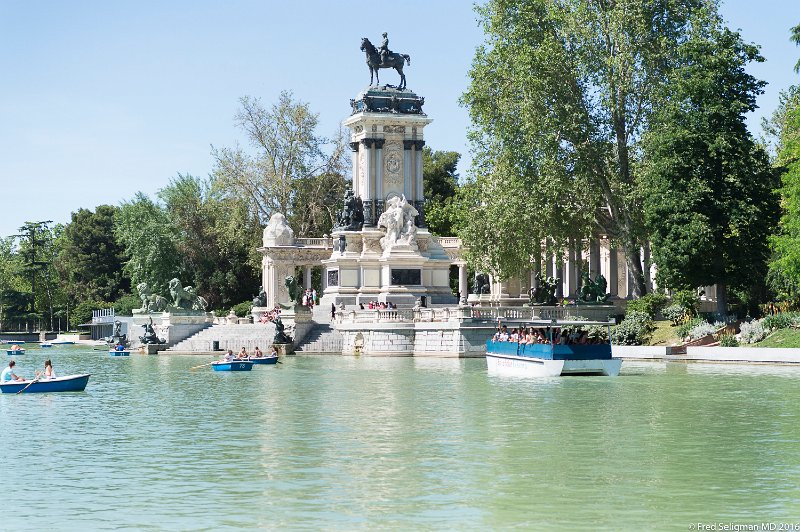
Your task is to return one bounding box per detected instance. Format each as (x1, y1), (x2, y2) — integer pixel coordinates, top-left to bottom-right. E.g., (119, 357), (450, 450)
(131, 310), (213, 348)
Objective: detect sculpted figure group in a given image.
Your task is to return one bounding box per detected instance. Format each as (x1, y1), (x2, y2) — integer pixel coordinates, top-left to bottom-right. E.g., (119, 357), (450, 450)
(136, 278), (209, 313)
(377, 194), (419, 252)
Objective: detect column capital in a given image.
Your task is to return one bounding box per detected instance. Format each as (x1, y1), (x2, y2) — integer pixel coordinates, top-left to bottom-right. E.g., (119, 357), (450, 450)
(361, 138), (375, 148)
(403, 140), (415, 150)
(374, 138), (385, 149)
(414, 140), (425, 150)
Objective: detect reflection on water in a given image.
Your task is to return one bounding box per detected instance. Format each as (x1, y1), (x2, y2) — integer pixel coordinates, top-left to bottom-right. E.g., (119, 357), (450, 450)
(1, 347), (799, 529)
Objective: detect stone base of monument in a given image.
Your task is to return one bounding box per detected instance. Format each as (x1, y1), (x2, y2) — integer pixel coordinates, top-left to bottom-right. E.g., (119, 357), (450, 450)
(280, 306), (313, 345)
(131, 311), (213, 348)
(142, 344), (168, 355)
(273, 343), (295, 356)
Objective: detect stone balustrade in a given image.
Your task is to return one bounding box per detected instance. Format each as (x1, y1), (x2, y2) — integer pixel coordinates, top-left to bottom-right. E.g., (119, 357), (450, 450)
(295, 237), (332, 248)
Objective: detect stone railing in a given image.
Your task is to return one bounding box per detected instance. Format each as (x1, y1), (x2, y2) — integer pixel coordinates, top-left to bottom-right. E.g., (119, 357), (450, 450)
(334, 304), (615, 325)
(435, 237), (462, 247)
(296, 237), (331, 248)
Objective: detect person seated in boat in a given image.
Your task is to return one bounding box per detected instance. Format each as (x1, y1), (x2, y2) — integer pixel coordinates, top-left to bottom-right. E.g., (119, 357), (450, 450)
(223, 349), (234, 362)
(498, 326), (509, 342)
(115, 343), (126, 352)
(270, 346), (278, 357)
(1, 360), (25, 382)
(36, 359), (56, 380)
(10, 344), (21, 352)
(253, 346), (263, 358)
(238, 347), (249, 359)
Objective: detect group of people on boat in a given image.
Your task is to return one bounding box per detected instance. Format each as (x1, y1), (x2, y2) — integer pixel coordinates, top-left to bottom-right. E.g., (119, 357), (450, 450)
(220, 345), (278, 362)
(10, 344), (22, 352)
(492, 325), (609, 345)
(1, 359), (56, 383)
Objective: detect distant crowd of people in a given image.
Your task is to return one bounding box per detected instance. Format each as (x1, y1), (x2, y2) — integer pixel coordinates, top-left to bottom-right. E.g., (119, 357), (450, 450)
(360, 301), (397, 310)
(302, 289), (317, 308)
(258, 306), (282, 324)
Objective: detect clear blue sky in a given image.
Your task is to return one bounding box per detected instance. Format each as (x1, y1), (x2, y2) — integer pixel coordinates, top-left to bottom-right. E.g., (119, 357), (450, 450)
(0, 0), (798, 238)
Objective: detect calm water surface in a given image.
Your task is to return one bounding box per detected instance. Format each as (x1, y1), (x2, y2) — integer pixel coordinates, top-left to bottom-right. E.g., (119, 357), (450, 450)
(1, 347), (799, 530)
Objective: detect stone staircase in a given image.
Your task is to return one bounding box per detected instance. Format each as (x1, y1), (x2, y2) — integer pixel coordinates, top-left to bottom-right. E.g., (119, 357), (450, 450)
(166, 323), (276, 354)
(294, 323), (343, 354)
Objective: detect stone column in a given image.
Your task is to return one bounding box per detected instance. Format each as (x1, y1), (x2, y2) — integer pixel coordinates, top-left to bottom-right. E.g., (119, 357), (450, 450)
(349, 141), (360, 197)
(555, 256), (564, 299)
(589, 238), (601, 277)
(304, 265), (312, 289)
(608, 245), (619, 297)
(403, 140), (414, 199)
(374, 139), (385, 220)
(361, 138), (374, 227)
(642, 243), (653, 292)
(414, 140), (426, 227)
(458, 264), (468, 302)
(564, 243), (578, 298)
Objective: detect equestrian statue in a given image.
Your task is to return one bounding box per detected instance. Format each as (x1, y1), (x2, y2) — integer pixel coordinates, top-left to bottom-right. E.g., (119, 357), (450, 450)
(360, 33), (411, 89)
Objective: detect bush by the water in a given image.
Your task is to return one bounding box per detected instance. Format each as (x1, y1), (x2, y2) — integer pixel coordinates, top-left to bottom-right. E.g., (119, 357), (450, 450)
(688, 321), (718, 340)
(662, 304), (687, 326)
(112, 293), (141, 316)
(719, 333), (739, 347)
(611, 310), (654, 346)
(676, 317), (704, 339)
(738, 319), (768, 344)
(625, 292), (669, 319)
(70, 300), (107, 329)
(761, 312), (800, 332)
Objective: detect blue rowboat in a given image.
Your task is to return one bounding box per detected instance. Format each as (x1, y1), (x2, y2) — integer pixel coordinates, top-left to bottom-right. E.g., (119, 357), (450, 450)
(0, 374), (91, 394)
(212, 360), (254, 371)
(40, 342), (53, 348)
(51, 340), (75, 345)
(6, 349), (25, 355)
(109, 350), (130, 357)
(6, 341), (25, 345)
(249, 356), (279, 365)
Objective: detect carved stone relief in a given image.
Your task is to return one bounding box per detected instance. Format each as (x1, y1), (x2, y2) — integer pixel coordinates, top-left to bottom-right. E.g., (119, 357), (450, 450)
(383, 141), (403, 186)
(383, 125), (405, 134)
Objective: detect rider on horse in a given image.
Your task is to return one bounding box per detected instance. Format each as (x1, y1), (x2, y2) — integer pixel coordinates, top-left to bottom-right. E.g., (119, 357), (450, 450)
(380, 32), (391, 65)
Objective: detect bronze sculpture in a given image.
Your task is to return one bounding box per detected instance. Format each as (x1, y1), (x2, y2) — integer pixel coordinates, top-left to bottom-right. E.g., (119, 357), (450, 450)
(360, 37), (411, 89)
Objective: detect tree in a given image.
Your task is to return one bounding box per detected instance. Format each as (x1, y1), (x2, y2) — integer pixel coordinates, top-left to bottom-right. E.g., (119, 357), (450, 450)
(212, 91), (348, 229)
(288, 172), (348, 237)
(792, 23), (800, 72)
(462, 0), (708, 292)
(641, 15), (780, 314)
(423, 148), (461, 237)
(57, 205), (131, 304)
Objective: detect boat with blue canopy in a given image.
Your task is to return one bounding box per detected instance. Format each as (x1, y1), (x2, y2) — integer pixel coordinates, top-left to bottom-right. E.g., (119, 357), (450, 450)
(486, 319), (621, 377)
(0, 374), (91, 394)
(212, 360), (254, 371)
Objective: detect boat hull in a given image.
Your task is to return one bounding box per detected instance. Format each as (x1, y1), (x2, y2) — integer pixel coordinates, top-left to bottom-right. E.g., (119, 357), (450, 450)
(212, 361), (254, 371)
(6, 350), (25, 355)
(0, 374), (91, 394)
(109, 350), (131, 357)
(486, 340), (621, 377)
(40, 343), (53, 348)
(6, 341), (25, 345)
(249, 356), (279, 365)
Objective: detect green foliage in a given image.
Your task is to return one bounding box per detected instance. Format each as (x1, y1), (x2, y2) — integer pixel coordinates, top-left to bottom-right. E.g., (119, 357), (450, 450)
(761, 312), (800, 332)
(625, 293), (669, 319)
(462, 0), (707, 292)
(112, 293), (141, 316)
(662, 304), (687, 326)
(719, 333), (739, 347)
(423, 148), (461, 237)
(288, 172), (348, 237)
(641, 13), (780, 314)
(739, 319), (768, 344)
(70, 300), (106, 330)
(611, 310), (654, 346)
(232, 301), (252, 318)
(57, 205), (131, 303)
(676, 317), (704, 339)
(672, 290), (700, 317)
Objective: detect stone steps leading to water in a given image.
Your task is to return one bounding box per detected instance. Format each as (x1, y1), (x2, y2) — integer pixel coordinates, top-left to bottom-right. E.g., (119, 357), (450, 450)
(294, 323), (343, 354)
(166, 323), (276, 353)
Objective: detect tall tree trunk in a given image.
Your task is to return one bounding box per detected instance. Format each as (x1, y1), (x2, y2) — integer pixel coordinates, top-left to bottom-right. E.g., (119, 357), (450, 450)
(623, 244), (648, 298)
(715, 283), (728, 316)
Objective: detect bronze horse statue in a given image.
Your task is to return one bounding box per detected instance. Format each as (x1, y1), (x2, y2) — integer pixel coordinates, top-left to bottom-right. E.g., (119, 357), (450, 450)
(360, 38), (411, 89)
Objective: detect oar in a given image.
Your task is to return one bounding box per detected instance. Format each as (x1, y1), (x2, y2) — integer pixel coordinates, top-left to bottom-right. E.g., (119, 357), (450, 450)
(16, 377), (40, 395)
(189, 361), (216, 371)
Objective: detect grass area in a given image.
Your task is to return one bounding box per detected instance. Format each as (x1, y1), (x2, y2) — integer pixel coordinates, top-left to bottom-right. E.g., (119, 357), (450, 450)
(753, 328), (800, 348)
(648, 320), (681, 346)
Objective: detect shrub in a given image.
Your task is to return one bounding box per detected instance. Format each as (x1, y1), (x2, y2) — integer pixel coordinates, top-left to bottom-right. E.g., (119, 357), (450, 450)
(112, 293), (141, 316)
(738, 319), (767, 344)
(761, 313), (799, 332)
(611, 310), (654, 346)
(676, 317), (704, 339)
(232, 301), (253, 317)
(719, 333), (739, 347)
(662, 304), (687, 326)
(671, 290), (700, 317)
(688, 321), (717, 340)
(625, 292), (669, 319)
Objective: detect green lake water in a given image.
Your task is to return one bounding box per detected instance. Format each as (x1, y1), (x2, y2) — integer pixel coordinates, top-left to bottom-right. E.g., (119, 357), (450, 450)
(1, 347), (799, 530)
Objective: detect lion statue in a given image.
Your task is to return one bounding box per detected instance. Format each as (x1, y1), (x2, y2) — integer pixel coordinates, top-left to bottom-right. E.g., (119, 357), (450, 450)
(136, 282), (168, 313)
(284, 276), (303, 305)
(168, 278), (207, 310)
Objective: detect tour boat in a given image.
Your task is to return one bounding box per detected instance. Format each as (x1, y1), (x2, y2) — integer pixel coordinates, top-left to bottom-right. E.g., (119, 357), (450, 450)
(485, 319), (621, 377)
(109, 350), (130, 357)
(0, 374), (91, 394)
(249, 355), (279, 365)
(212, 360), (254, 371)
(6, 349), (25, 355)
